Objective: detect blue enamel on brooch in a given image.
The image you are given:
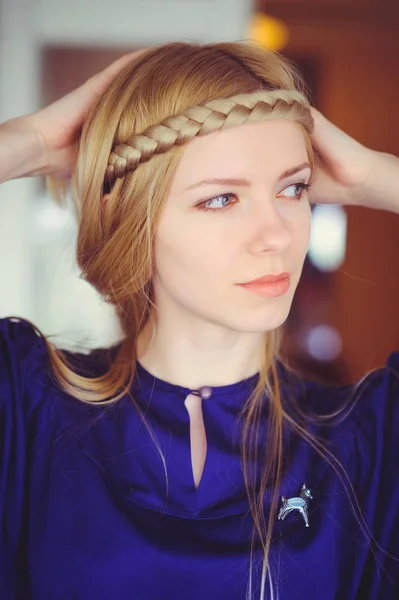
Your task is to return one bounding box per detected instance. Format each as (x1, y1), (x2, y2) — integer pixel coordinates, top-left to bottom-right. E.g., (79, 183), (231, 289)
(278, 483), (313, 527)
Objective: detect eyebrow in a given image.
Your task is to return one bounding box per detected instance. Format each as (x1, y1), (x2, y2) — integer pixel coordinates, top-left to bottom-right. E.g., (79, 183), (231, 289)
(184, 162), (311, 191)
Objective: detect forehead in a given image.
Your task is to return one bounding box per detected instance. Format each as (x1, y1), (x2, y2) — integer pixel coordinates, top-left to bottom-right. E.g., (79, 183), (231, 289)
(173, 119), (308, 187)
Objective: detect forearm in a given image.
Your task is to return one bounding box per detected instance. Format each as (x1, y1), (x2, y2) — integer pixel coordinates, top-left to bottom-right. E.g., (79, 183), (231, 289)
(0, 117), (46, 184)
(358, 150), (399, 214)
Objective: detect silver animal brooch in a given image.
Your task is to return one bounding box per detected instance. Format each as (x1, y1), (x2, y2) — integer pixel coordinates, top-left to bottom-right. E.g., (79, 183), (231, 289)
(277, 483), (313, 527)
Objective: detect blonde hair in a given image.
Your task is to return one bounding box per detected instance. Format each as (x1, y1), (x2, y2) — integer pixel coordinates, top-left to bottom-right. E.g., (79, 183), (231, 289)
(39, 42), (391, 599)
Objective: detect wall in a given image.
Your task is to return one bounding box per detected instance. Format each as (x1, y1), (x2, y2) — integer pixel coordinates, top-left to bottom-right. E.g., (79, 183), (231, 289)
(0, 0), (252, 344)
(263, 0), (399, 380)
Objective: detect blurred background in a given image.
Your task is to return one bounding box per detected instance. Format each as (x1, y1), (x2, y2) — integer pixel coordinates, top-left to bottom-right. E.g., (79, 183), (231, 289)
(0, 0), (398, 384)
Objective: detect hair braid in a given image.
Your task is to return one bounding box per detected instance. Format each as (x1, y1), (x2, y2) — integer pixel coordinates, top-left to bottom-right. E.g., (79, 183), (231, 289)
(106, 89), (312, 183)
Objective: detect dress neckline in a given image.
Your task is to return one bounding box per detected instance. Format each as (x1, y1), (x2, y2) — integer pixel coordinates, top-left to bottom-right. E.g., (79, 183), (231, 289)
(134, 359), (261, 399)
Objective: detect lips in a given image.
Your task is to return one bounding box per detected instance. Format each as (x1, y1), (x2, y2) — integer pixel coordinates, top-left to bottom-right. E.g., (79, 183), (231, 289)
(239, 272), (290, 285)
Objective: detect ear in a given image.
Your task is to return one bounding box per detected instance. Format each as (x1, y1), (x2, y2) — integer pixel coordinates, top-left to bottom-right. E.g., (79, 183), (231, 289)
(100, 193), (110, 223)
(101, 193), (110, 207)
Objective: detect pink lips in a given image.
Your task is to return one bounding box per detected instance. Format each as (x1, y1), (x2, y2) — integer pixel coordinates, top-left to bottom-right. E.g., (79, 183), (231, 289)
(238, 272), (290, 297)
(241, 272), (290, 285)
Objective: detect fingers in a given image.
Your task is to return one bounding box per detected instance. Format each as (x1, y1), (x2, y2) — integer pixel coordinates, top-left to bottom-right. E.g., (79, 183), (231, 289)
(32, 47), (151, 151)
(21, 47), (153, 179)
(310, 106), (363, 157)
(309, 107), (343, 157)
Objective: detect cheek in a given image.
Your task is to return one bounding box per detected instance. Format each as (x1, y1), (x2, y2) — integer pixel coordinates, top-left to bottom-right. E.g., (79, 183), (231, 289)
(299, 215), (312, 250)
(154, 223), (234, 285)
(289, 204), (312, 253)
(304, 208), (312, 247)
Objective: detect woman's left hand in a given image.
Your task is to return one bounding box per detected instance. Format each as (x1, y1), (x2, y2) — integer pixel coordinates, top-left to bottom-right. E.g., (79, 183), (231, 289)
(309, 107), (399, 214)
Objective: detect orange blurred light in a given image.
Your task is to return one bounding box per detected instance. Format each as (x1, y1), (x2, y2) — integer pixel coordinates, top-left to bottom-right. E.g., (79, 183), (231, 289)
(248, 13), (289, 51)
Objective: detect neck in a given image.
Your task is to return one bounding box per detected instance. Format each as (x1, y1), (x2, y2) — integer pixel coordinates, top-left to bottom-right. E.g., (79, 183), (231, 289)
(136, 313), (265, 390)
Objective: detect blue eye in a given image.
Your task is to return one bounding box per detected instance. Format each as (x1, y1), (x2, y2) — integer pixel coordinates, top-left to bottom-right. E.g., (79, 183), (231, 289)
(281, 182), (311, 199)
(196, 182), (311, 213)
(197, 193), (237, 212)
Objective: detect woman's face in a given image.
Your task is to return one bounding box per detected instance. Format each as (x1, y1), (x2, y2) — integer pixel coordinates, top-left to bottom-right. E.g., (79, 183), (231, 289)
(152, 119), (312, 333)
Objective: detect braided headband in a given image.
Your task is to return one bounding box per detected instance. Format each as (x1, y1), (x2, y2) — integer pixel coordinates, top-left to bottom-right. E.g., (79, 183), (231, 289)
(106, 89), (311, 183)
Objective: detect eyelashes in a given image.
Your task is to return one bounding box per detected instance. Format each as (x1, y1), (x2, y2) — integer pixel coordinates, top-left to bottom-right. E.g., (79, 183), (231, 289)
(197, 192), (238, 212)
(196, 181), (313, 213)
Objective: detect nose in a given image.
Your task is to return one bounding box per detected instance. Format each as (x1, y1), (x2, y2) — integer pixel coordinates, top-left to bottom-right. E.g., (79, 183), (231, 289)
(248, 202), (293, 254)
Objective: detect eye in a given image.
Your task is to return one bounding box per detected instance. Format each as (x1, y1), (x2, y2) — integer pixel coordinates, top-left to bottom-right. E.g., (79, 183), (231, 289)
(196, 193), (237, 212)
(279, 182), (311, 200)
(196, 182), (312, 213)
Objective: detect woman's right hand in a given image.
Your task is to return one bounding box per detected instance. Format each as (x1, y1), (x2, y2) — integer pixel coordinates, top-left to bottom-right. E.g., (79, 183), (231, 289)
(309, 107), (399, 214)
(0, 49), (146, 182)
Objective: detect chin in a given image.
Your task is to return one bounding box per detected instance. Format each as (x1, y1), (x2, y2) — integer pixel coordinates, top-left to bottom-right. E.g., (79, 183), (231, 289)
(238, 294), (294, 331)
(216, 304), (292, 334)
(238, 314), (289, 333)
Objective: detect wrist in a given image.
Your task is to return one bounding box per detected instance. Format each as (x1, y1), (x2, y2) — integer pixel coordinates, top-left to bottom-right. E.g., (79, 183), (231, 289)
(368, 150), (399, 213)
(0, 115), (47, 183)
(351, 148), (399, 213)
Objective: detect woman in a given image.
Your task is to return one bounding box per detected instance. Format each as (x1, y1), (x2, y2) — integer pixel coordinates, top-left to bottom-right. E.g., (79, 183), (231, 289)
(0, 42), (398, 600)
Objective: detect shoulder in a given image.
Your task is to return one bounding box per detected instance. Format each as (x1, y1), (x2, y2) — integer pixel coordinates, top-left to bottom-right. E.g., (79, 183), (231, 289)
(0, 316), (50, 416)
(296, 352), (399, 422)
(281, 354), (399, 489)
(0, 317), (54, 582)
(300, 357), (399, 594)
(0, 317), (117, 513)
(349, 352), (399, 437)
(0, 316), (45, 365)
(346, 353), (399, 493)
(0, 315), (115, 428)
(296, 353), (399, 494)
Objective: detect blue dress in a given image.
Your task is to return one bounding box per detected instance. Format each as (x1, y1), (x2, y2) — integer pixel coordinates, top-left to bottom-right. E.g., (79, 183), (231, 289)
(0, 317), (398, 599)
